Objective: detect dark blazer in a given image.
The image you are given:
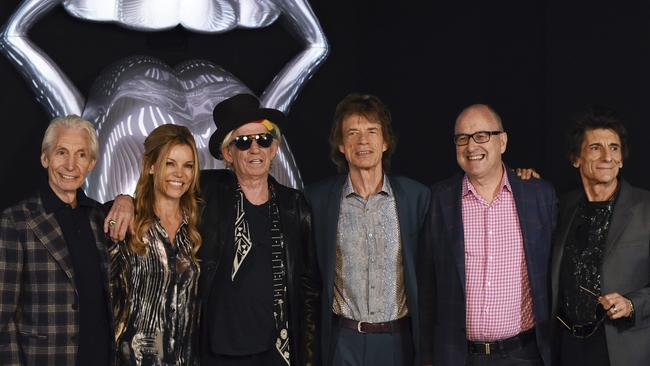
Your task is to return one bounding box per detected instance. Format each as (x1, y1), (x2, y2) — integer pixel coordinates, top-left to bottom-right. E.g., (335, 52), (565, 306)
(197, 169), (320, 366)
(0, 192), (111, 366)
(305, 174), (430, 366)
(418, 168), (557, 366)
(551, 179), (650, 366)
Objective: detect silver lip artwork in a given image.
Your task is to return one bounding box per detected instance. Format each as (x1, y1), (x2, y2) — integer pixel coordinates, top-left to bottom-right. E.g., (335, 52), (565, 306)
(0, 0), (329, 202)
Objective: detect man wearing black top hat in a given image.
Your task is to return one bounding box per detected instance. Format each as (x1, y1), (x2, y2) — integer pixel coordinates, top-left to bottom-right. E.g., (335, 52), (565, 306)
(197, 94), (319, 366)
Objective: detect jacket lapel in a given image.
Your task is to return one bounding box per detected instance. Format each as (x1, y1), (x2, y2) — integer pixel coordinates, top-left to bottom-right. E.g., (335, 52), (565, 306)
(448, 174), (466, 293)
(508, 170), (531, 268)
(27, 205), (76, 287)
(603, 180), (634, 257)
(551, 192), (581, 311)
(390, 177), (411, 261)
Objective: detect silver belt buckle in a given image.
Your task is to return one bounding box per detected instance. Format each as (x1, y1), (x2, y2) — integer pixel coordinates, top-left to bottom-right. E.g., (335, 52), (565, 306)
(357, 321), (366, 333)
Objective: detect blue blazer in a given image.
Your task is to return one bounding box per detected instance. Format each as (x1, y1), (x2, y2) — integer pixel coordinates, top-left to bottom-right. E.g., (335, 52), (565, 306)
(418, 168), (557, 366)
(305, 174), (430, 366)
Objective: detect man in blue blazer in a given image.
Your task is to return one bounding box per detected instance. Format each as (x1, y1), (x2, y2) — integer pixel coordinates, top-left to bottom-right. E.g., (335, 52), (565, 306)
(418, 104), (557, 366)
(305, 94), (430, 366)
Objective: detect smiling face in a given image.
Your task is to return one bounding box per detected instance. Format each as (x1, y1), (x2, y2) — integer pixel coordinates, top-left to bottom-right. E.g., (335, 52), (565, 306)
(455, 106), (507, 182)
(222, 122), (278, 181)
(573, 128), (622, 190)
(152, 143), (195, 201)
(338, 114), (388, 174)
(41, 127), (96, 203)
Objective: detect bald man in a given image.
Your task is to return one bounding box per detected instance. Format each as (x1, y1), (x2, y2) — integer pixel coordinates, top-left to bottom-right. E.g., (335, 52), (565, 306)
(418, 105), (557, 366)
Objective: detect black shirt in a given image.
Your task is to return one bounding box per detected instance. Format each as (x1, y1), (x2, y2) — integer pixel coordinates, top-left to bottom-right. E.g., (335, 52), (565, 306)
(210, 198), (275, 355)
(40, 182), (111, 366)
(559, 197), (616, 325)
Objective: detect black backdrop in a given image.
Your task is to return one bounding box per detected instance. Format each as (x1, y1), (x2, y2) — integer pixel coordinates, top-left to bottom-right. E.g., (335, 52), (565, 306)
(1, 0), (649, 210)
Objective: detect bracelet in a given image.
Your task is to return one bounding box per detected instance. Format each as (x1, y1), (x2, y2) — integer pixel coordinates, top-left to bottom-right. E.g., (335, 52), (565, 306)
(628, 298), (635, 317)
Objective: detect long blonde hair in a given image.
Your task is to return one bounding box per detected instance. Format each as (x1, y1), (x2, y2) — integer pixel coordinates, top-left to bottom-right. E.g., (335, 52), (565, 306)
(129, 124), (203, 256)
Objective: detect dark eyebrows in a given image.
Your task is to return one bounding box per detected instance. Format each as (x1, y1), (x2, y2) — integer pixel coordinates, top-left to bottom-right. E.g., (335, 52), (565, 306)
(166, 157), (195, 164)
(587, 142), (621, 149)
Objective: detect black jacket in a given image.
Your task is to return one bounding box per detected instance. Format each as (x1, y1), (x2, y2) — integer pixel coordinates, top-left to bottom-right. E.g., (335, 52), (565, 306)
(197, 170), (320, 366)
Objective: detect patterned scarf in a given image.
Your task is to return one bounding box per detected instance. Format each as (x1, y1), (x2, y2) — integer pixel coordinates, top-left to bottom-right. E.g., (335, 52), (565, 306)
(232, 183), (291, 365)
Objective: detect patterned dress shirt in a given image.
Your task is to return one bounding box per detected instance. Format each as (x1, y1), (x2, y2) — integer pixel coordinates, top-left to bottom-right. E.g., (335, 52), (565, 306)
(462, 171), (534, 341)
(333, 175), (407, 323)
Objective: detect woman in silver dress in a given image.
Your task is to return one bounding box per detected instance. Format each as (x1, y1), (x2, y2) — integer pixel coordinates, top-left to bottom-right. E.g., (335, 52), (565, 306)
(110, 124), (202, 365)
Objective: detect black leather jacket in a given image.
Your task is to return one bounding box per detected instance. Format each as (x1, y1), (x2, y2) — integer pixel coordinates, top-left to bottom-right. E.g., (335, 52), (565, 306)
(197, 170), (320, 366)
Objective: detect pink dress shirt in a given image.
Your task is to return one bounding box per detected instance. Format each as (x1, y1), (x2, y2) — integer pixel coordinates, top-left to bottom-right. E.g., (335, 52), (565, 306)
(462, 170), (535, 341)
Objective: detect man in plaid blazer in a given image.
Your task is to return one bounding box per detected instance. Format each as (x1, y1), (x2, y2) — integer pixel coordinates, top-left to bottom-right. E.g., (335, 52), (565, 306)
(0, 115), (112, 366)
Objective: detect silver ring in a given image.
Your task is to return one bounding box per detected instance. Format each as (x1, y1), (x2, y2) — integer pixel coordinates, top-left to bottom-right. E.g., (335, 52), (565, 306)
(612, 305), (618, 313)
(108, 219), (116, 227)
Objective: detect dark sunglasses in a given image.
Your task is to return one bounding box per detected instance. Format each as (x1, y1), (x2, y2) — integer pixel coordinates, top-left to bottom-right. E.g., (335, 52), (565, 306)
(231, 133), (274, 150)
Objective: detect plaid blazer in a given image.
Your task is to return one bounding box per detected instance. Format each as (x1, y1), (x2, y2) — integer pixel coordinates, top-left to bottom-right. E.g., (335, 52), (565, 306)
(0, 192), (111, 366)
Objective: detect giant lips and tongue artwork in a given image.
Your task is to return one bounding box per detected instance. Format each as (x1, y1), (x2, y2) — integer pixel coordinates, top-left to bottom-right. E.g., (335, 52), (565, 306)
(1, 0), (329, 202)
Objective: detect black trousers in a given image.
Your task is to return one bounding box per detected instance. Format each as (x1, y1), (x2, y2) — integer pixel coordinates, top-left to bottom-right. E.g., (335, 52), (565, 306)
(559, 324), (610, 366)
(465, 340), (543, 366)
(330, 322), (414, 366)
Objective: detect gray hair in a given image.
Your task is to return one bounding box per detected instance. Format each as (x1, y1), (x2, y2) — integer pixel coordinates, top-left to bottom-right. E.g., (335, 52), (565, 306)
(41, 115), (99, 160)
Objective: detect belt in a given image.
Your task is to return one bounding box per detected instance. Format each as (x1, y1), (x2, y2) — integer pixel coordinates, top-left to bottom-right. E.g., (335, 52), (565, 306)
(467, 328), (536, 356)
(334, 314), (409, 333)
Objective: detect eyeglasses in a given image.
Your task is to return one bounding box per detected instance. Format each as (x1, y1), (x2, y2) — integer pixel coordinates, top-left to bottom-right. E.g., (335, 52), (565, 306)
(556, 285), (607, 339)
(231, 133), (274, 150)
(453, 131), (504, 146)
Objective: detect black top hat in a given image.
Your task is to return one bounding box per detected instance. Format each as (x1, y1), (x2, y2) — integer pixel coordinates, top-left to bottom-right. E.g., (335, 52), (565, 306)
(208, 94), (286, 159)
